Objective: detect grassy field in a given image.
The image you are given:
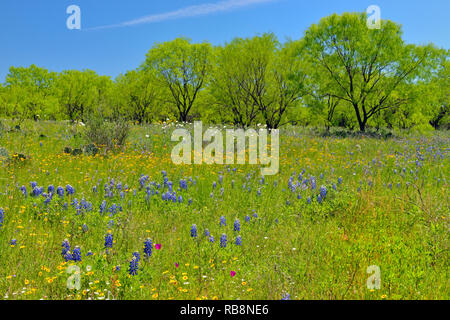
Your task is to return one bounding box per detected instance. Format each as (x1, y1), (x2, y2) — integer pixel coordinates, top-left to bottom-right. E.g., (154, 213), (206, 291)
(0, 120), (448, 300)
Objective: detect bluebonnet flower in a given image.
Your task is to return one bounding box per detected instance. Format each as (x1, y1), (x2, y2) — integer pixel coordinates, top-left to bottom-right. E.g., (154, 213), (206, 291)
(245, 215), (250, 223)
(20, 185), (27, 197)
(10, 239), (17, 246)
(317, 194), (322, 204)
(47, 185), (55, 195)
(105, 233), (113, 249)
(281, 293), (291, 300)
(320, 186), (327, 199)
(64, 251), (72, 262)
(93, 186), (97, 193)
(72, 246), (82, 262)
(144, 238), (152, 258)
(179, 179), (188, 190)
(338, 177), (342, 185)
(188, 198), (192, 205)
(56, 186), (64, 198)
(234, 219), (240, 232)
(109, 203), (118, 215)
(220, 215), (226, 227)
(132, 251), (140, 263)
(86, 251), (93, 256)
(310, 176), (316, 190)
(332, 183), (337, 191)
(212, 181), (217, 189)
(235, 236), (242, 246)
(61, 239), (70, 256)
(191, 224), (198, 238)
(252, 212), (258, 219)
(128, 256), (138, 276)
(66, 184), (75, 195)
(307, 197), (311, 204)
(30, 181), (37, 189)
(0, 208), (3, 227)
(178, 195), (183, 203)
(44, 194), (52, 205)
(220, 234), (227, 248)
(204, 229), (210, 237)
(219, 175), (223, 185)
(209, 236), (215, 243)
(32, 186), (43, 197)
(161, 170), (167, 177)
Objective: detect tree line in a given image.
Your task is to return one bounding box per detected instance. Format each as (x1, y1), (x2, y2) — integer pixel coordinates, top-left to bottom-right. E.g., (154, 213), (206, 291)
(0, 12), (448, 131)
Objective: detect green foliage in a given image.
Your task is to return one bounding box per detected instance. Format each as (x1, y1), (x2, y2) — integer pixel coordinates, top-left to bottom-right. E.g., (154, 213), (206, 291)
(301, 12), (444, 132)
(0, 13), (448, 132)
(142, 37), (213, 122)
(55, 70), (113, 122)
(83, 114), (130, 150)
(0, 121), (448, 300)
(114, 69), (160, 123)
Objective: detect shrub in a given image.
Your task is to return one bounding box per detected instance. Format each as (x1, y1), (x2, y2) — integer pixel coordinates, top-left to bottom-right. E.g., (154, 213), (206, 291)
(83, 115), (130, 150)
(0, 147), (9, 162)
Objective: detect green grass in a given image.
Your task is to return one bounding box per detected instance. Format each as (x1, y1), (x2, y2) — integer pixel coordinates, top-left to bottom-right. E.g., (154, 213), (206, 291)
(0, 120), (448, 300)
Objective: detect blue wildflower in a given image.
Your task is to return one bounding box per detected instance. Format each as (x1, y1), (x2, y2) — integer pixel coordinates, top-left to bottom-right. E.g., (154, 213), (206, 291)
(220, 234), (227, 248)
(144, 238), (152, 258)
(47, 185), (55, 195)
(72, 246), (82, 262)
(220, 215), (226, 227)
(191, 224), (198, 238)
(61, 239), (70, 256)
(104, 233), (113, 249)
(133, 251), (140, 263)
(235, 236), (242, 246)
(56, 186), (64, 198)
(234, 219), (240, 232)
(282, 293), (291, 300)
(128, 256), (138, 276)
(64, 251), (72, 262)
(66, 184), (75, 195)
(320, 186), (327, 199)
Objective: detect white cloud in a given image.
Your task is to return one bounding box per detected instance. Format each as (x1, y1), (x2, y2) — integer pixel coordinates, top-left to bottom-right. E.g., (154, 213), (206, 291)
(87, 0), (277, 30)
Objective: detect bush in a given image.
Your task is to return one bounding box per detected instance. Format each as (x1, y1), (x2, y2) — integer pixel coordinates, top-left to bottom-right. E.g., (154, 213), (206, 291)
(0, 147), (9, 162)
(83, 115), (130, 150)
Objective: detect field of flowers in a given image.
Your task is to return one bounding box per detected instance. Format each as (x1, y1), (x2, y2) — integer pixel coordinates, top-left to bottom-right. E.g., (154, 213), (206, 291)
(0, 121), (448, 300)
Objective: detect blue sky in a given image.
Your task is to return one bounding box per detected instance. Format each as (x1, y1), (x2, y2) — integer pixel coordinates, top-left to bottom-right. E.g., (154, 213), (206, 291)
(0, 0), (448, 82)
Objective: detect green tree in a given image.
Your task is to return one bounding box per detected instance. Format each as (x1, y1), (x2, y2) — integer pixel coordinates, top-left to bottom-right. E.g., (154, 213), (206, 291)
(302, 12), (441, 132)
(4, 65), (57, 121)
(212, 34), (307, 129)
(115, 69), (160, 124)
(55, 70), (112, 122)
(142, 38), (213, 122)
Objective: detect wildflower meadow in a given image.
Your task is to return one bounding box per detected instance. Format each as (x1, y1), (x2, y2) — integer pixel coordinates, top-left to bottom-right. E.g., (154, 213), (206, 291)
(0, 120), (448, 300)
